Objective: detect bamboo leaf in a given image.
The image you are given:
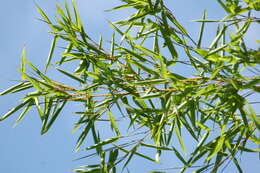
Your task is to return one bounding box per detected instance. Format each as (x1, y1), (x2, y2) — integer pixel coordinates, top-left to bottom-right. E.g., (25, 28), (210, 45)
(36, 5), (58, 32)
(36, 5), (52, 24)
(158, 23), (178, 59)
(107, 21), (124, 36)
(165, 9), (188, 35)
(21, 47), (26, 80)
(57, 68), (85, 83)
(120, 47), (147, 62)
(197, 10), (206, 48)
(72, 0), (82, 29)
(0, 99), (32, 121)
(209, 25), (227, 49)
(175, 126), (186, 153)
(64, 0), (72, 21)
(105, 3), (136, 12)
(111, 32), (115, 58)
(245, 102), (260, 130)
(85, 137), (119, 150)
(24, 59), (51, 82)
(133, 79), (167, 85)
(45, 35), (58, 72)
(75, 121), (94, 151)
(122, 147), (136, 171)
(42, 100), (67, 134)
(13, 99), (34, 127)
(135, 45), (160, 59)
(108, 149), (119, 165)
(130, 59), (159, 76)
(139, 92), (161, 99)
(73, 168), (101, 173)
(108, 110), (120, 136)
(172, 147), (187, 165)
(33, 97), (43, 120)
(206, 136), (225, 161)
(18, 72), (42, 91)
(0, 82), (31, 96)
(140, 143), (172, 151)
(117, 144), (159, 163)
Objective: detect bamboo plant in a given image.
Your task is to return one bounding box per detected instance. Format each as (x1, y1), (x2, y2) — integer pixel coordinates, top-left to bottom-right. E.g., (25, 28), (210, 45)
(1, 0), (260, 172)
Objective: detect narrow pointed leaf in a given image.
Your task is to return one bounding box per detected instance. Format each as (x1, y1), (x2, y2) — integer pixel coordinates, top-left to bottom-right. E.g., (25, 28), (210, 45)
(0, 99), (32, 121)
(85, 137), (119, 150)
(197, 10), (206, 48)
(108, 110), (120, 136)
(13, 99), (34, 127)
(57, 68), (85, 83)
(45, 35), (58, 72)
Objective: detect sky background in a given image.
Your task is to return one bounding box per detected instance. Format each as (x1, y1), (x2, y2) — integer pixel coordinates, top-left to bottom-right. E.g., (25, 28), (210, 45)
(0, 0), (259, 173)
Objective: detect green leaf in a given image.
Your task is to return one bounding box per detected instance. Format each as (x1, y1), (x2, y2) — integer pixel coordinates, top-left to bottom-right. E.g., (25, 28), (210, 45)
(108, 149), (119, 165)
(159, 55), (168, 78)
(245, 102), (260, 130)
(108, 110), (120, 136)
(159, 23), (178, 59)
(72, 0), (82, 29)
(175, 126), (186, 153)
(133, 79), (167, 85)
(33, 97), (43, 120)
(0, 82), (31, 96)
(64, 0), (72, 21)
(105, 3), (135, 12)
(18, 72), (42, 91)
(117, 144), (159, 163)
(217, 0), (230, 13)
(120, 47), (147, 62)
(197, 10), (206, 48)
(85, 137), (119, 150)
(13, 99), (34, 127)
(36, 5), (51, 24)
(135, 45), (160, 59)
(96, 98), (113, 108)
(75, 120), (94, 151)
(107, 21), (124, 36)
(122, 146), (137, 171)
(36, 5), (58, 32)
(206, 134), (225, 160)
(172, 147), (187, 165)
(140, 143), (172, 151)
(73, 168), (101, 173)
(196, 121), (210, 131)
(130, 59), (159, 76)
(194, 164), (211, 173)
(42, 100), (67, 134)
(21, 47), (26, 80)
(165, 9), (188, 35)
(209, 25), (227, 49)
(153, 31), (160, 54)
(139, 92), (161, 99)
(238, 107), (249, 127)
(0, 98), (32, 121)
(45, 35), (58, 72)
(111, 32), (115, 58)
(24, 59), (51, 82)
(128, 10), (151, 22)
(193, 131), (210, 155)
(57, 68), (85, 83)
(59, 43), (73, 65)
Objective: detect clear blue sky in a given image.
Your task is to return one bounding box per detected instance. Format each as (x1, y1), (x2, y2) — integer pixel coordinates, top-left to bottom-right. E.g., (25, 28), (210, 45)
(0, 0), (259, 173)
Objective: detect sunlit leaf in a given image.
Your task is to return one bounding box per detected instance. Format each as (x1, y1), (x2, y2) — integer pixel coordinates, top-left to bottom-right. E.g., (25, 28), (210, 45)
(85, 137), (119, 150)
(45, 35), (58, 72)
(0, 98), (32, 121)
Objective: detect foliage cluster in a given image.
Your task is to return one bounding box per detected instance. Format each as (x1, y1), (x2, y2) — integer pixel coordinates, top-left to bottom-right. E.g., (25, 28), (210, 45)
(1, 0), (260, 172)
